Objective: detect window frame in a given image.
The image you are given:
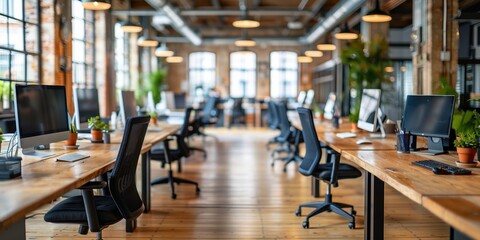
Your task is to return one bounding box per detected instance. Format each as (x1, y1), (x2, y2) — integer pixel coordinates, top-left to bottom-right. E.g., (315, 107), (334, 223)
(269, 51), (298, 99)
(72, 0), (96, 88)
(229, 51), (257, 98)
(188, 51), (216, 97)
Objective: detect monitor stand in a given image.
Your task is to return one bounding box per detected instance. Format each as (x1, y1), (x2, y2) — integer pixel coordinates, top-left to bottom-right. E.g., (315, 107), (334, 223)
(370, 114), (386, 139)
(22, 144), (54, 158)
(415, 137), (446, 155)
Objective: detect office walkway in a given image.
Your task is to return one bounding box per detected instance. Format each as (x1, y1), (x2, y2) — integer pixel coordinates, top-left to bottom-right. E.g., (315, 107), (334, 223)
(27, 128), (448, 239)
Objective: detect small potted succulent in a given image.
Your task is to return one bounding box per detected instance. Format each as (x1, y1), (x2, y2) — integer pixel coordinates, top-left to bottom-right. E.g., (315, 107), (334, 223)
(454, 132), (479, 163)
(87, 116), (106, 142)
(148, 111), (158, 124)
(66, 122), (78, 146)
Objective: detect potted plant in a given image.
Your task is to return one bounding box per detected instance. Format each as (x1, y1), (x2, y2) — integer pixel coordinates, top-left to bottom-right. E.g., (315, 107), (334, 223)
(454, 132), (479, 163)
(148, 111), (158, 124)
(87, 116), (106, 142)
(312, 104), (324, 121)
(349, 106), (360, 133)
(66, 122), (78, 146)
(102, 125), (111, 144)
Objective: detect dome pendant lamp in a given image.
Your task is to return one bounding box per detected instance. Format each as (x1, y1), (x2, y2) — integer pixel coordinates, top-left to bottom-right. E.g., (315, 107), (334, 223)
(121, 0), (142, 33)
(82, 0), (111, 11)
(362, 0), (392, 23)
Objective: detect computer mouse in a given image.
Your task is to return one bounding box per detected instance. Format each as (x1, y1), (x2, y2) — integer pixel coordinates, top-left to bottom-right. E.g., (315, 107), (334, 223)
(355, 139), (372, 145)
(432, 167), (449, 175)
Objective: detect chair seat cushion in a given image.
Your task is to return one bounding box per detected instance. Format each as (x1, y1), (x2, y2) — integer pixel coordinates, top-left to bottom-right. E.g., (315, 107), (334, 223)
(313, 163), (362, 180)
(44, 195), (122, 226)
(150, 148), (183, 161)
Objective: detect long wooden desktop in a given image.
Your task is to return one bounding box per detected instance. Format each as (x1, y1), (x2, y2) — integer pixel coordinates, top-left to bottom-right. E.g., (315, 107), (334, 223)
(304, 117), (479, 239)
(0, 122), (181, 239)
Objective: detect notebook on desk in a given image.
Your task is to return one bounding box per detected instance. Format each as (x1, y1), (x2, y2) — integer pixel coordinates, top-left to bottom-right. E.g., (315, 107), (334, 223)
(57, 153), (90, 162)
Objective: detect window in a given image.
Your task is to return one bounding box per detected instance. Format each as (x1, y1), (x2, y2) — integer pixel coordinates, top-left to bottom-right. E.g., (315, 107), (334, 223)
(270, 51), (298, 98)
(72, 0), (95, 88)
(230, 51), (256, 98)
(114, 22), (129, 90)
(188, 52), (216, 97)
(0, 0), (40, 109)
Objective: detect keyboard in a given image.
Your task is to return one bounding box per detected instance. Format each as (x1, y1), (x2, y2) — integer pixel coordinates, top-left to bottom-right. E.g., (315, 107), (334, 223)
(412, 160), (471, 175)
(57, 153), (90, 162)
(336, 132), (357, 139)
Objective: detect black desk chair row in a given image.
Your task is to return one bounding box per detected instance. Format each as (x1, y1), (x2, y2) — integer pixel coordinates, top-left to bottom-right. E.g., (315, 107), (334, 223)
(295, 108), (361, 229)
(189, 96), (219, 141)
(270, 102), (298, 167)
(151, 107), (201, 199)
(44, 116), (151, 240)
(266, 101), (281, 150)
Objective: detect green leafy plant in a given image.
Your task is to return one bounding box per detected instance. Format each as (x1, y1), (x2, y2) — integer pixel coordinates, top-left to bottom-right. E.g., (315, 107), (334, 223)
(148, 111), (158, 118)
(312, 103), (324, 115)
(454, 132), (480, 148)
(349, 106), (359, 123)
(452, 110), (480, 137)
(148, 70), (166, 105)
(87, 116), (106, 131)
(69, 122), (77, 134)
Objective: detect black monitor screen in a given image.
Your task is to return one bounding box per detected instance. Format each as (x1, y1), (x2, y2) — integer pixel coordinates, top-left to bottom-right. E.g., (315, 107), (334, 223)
(403, 95), (455, 138)
(74, 88), (100, 123)
(15, 85), (69, 138)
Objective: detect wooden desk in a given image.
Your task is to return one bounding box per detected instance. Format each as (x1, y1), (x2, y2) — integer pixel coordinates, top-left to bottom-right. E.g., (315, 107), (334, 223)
(0, 141), (120, 239)
(342, 150), (480, 239)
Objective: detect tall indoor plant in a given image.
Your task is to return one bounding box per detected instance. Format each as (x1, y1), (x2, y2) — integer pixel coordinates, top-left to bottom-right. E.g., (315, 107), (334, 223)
(340, 35), (390, 128)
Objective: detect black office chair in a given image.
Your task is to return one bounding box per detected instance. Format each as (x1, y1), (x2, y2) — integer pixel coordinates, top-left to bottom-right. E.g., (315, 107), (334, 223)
(151, 107), (200, 199)
(189, 96), (219, 141)
(44, 116), (150, 240)
(295, 107), (361, 229)
(270, 102), (296, 164)
(266, 101), (281, 150)
(229, 98), (246, 127)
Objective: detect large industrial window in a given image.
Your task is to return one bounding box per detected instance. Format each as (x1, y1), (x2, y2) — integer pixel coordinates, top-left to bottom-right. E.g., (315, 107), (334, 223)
(188, 52), (216, 98)
(0, 0), (40, 110)
(230, 51), (256, 98)
(114, 22), (129, 90)
(270, 51), (298, 98)
(72, 0), (95, 88)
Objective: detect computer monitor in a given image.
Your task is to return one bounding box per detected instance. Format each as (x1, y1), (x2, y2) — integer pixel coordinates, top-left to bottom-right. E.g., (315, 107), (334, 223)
(14, 84), (70, 157)
(323, 92), (336, 120)
(73, 88), (100, 131)
(304, 89), (315, 108)
(358, 89), (384, 137)
(403, 95), (455, 155)
(119, 90), (137, 126)
(146, 91), (155, 113)
(296, 91), (307, 106)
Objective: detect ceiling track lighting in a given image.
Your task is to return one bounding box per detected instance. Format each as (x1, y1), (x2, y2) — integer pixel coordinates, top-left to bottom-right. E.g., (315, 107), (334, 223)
(362, 0), (392, 23)
(82, 0), (111, 11)
(334, 24), (358, 40)
(121, 0), (142, 33)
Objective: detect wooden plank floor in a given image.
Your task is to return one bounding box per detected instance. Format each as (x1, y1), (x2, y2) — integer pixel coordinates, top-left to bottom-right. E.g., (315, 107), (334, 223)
(26, 128), (449, 239)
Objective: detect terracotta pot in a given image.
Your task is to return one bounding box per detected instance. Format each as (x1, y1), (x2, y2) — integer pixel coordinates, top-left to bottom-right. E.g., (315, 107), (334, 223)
(457, 147), (477, 163)
(150, 117), (157, 124)
(351, 123), (359, 133)
(318, 114), (325, 121)
(66, 133), (78, 146)
(91, 129), (103, 142)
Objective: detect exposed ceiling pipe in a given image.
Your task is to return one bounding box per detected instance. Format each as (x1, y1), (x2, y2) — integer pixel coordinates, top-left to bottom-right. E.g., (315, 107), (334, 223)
(112, 9), (312, 17)
(300, 0), (366, 44)
(145, 0), (202, 45)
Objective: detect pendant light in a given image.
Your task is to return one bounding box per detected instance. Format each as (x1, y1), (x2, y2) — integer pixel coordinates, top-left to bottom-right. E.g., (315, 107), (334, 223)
(362, 0), (392, 23)
(166, 56), (183, 63)
(137, 18), (158, 47)
(232, 0), (260, 28)
(155, 43), (174, 57)
(317, 35), (336, 51)
(235, 30), (256, 47)
(334, 23), (358, 40)
(304, 50), (323, 58)
(121, 0), (142, 33)
(82, 0), (111, 11)
(297, 55), (313, 63)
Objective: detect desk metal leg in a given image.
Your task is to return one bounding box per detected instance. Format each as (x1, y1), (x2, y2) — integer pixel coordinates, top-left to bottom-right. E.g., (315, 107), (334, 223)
(365, 171), (384, 240)
(141, 151), (151, 213)
(0, 217), (25, 239)
(311, 177), (321, 198)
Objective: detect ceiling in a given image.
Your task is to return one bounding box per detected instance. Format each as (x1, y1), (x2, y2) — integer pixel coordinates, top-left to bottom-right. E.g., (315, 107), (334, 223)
(114, 0), (413, 45)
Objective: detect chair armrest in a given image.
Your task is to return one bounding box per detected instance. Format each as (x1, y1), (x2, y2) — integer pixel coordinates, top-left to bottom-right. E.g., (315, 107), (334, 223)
(78, 181), (107, 190)
(329, 152), (341, 187)
(80, 188), (102, 232)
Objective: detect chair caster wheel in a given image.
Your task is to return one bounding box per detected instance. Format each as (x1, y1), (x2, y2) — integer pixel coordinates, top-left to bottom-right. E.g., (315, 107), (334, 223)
(171, 193), (177, 199)
(295, 209), (301, 216)
(348, 222), (355, 229)
(302, 221), (309, 229)
(351, 210), (356, 216)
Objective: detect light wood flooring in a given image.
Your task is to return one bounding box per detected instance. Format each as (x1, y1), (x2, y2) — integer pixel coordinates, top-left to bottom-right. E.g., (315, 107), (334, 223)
(26, 128), (449, 239)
